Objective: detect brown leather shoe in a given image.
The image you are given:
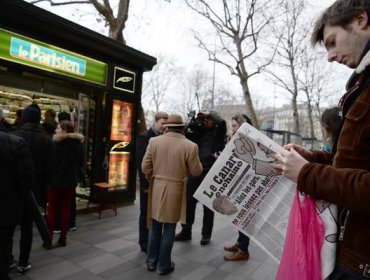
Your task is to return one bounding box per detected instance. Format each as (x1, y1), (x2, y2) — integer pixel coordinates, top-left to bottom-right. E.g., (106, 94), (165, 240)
(223, 243), (240, 253)
(224, 251), (250, 261)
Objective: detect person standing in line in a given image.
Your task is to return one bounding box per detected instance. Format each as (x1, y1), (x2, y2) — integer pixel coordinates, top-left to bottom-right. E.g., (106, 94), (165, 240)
(0, 107), (13, 131)
(46, 120), (84, 247)
(53, 111), (78, 234)
(11, 103), (53, 274)
(0, 109), (34, 280)
(142, 114), (202, 275)
(223, 113), (251, 261)
(175, 110), (226, 245)
(41, 109), (58, 137)
(273, 1), (370, 278)
(13, 109), (23, 129)
(136, 111), (168, 253)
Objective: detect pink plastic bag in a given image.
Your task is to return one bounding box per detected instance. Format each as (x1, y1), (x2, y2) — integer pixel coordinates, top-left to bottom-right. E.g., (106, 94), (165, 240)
(276, 189), (325, 280)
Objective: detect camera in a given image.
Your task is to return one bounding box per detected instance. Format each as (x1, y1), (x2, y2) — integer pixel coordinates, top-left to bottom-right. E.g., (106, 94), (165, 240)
(186, 111), (206, 140)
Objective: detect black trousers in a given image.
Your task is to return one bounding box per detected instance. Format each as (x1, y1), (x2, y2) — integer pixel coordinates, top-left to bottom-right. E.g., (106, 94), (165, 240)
(182, 171), (214, 238)
(0, 225), (16, 280)
(139, 189), (149, 250)
(10, 199), (33, 267)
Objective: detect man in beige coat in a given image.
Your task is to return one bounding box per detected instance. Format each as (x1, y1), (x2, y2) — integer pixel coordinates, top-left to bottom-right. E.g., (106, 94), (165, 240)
(142, 114), (202, 275)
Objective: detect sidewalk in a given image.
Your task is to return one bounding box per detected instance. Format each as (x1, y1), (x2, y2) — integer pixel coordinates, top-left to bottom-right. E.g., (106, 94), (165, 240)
(10, 196), (277, 280)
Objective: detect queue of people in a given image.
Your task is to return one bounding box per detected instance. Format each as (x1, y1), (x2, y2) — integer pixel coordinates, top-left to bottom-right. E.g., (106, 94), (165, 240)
(0, 104), (83, 279)
(10, 104), (54, 274)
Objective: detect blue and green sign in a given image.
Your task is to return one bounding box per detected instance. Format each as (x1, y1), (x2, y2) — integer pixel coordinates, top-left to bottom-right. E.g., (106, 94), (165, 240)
(0, 28), (107, 85)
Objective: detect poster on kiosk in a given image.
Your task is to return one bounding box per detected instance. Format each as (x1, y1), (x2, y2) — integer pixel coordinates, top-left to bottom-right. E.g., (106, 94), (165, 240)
(108, 100), (133, 189)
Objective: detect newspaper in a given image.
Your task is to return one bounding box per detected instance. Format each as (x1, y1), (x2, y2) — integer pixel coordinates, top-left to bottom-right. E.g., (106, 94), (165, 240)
(194, 123), (295, 263)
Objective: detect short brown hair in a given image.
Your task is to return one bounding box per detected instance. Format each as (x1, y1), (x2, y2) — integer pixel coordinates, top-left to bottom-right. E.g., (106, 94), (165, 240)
(311, 0), (370, 46)
(45, 108), (56, 119)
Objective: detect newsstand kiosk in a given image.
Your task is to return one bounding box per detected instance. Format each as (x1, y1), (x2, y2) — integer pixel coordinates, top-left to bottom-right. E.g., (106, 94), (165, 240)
(0, 0), (156, 207)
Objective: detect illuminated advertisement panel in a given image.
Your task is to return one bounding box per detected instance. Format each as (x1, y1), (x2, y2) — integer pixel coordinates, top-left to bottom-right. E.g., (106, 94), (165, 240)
(110, 100), (132, 142)
(108, 152), (129, 188)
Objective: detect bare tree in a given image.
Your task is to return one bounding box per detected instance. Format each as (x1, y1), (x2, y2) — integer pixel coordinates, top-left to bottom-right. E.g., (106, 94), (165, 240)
(142, 55), (181, 112)
(176, 67), (212, 116)
(214, 85), (241, 107)
(298, 48), (328, 138)
(183, 0), (280, 126)
(29, 0), (129, 43)
(266, 0), (309, 134)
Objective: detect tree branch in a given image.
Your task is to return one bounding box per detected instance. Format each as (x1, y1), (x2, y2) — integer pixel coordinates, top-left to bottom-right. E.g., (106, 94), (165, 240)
(30, 0), (90, 5)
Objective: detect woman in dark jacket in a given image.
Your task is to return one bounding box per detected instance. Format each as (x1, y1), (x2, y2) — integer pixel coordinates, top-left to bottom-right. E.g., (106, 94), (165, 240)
(46, 120), (84, 247)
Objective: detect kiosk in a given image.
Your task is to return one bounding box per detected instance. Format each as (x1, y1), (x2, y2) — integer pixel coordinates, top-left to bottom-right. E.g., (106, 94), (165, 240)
(0, 0), (156, 206)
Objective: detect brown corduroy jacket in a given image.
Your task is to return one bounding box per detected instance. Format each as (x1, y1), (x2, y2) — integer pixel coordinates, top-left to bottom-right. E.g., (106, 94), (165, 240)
(298, 58), (370, 277)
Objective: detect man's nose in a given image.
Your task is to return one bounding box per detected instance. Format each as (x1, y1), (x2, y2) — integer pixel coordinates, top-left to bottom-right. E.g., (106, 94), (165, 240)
(327, 50), (337, 62)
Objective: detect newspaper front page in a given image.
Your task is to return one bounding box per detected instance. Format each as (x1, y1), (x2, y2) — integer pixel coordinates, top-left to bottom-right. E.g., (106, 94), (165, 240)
(194, 123), (295, 263)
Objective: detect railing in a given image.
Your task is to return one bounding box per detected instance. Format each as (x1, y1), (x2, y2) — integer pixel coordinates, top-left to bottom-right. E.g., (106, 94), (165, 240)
(261, 129), (323, 150)
(261, 129), (302, 146)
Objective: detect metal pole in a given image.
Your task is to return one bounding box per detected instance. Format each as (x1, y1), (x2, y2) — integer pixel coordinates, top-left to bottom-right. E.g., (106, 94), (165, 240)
(273, 86), (276, 129)
(211, 36), (216, 110)
(211, 59), (215, 110)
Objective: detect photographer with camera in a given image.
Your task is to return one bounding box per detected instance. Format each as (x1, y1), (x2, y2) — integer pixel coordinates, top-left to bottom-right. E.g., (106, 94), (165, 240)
(175, 110), (226, 245)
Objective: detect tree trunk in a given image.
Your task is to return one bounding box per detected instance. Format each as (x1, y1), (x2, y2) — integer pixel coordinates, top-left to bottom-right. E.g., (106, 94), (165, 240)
(307, 101), (315, 138)
(292, 95), (299, 134)
(109, 24), (125, 43)
(240, 77), (259, 127)
(235, 39), (258, 127)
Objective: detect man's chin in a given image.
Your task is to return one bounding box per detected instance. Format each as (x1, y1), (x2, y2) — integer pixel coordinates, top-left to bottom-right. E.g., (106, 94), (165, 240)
(341, 61), (356, 69)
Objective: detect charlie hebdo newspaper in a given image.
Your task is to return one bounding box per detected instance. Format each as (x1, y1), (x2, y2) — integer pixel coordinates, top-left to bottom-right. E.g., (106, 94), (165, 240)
(194, 123), (295, 263)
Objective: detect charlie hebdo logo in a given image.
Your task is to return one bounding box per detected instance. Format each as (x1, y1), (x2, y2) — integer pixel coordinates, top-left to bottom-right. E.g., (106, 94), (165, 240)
(113, 66), (135, 92)
(116, 77), (132, 84)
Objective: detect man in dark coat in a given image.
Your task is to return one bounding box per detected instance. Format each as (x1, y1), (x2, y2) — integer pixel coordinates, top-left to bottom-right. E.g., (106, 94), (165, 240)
(136, 111), (168, 253)
(175, 110), (226, 245)
(11, 103), (54, 274)
(0, 113), (34, 280)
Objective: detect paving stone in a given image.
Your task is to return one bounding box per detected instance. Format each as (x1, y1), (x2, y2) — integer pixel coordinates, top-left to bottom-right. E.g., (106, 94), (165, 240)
(98, 260), (141, 279)
(95, 238), (136, 253)
(25, 260), (82, 280)
(178, 264), (215, 280)
(9, 190), (278, 280)
(78, 253), (126, 274)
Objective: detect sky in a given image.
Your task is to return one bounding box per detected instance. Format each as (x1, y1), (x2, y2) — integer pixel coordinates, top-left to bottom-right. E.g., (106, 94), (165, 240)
(124, 0), (353, 109)
(29, 0), (353, 111)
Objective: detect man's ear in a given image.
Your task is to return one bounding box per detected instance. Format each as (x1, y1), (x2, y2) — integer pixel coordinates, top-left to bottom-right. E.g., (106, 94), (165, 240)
(355, 11), (369, 29)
